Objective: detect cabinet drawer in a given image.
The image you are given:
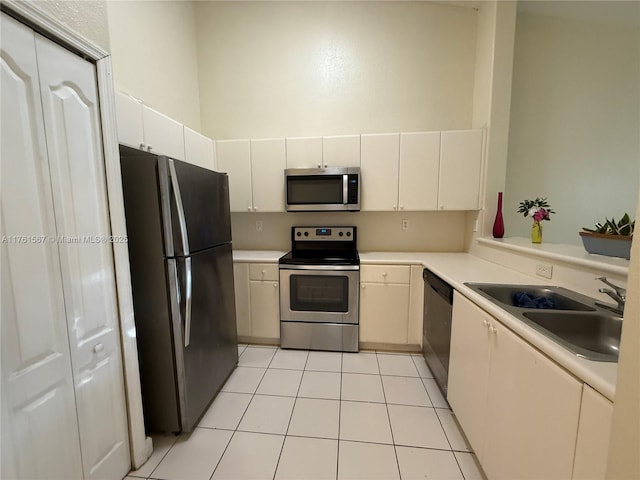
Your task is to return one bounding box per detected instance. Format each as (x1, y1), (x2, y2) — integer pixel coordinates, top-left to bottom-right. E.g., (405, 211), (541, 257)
(249, 263), (279, 281)
(360, 265), (410, 284)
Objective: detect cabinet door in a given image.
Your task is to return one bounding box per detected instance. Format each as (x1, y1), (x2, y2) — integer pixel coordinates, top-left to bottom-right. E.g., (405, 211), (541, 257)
(399, 132), (440, 211)
(217, 139), (253, 212)
(572, 385), (613, 480)
(251, 138), (286, 212)
(286, 136), (323, 169)
(0, 14), (83, 479)
(114, 91), (144, 150)
(360, 133), (400, 211)
(359, 283), (410, 344)
(249, 281), (280, 339)
(447, 294), (492, 458)
(142, 105), (185, 160)
(234, 264), (251, 338)
(438, 129), (483, 210)
(36, 34), (130, 480)
(184, 127), (214, 170)
(483, 321), (582, 480)
(323, 135), (361, 168)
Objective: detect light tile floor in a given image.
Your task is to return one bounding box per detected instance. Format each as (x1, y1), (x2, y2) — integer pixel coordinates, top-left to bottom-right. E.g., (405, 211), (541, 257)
(127, 345), (486, 480)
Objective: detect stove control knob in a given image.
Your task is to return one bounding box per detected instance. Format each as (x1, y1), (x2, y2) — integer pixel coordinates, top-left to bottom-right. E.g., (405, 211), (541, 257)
(346, 231), (351, 237)
(304, 231), (309, 237)
(296, 232), (301, 237)
(339, 232), (344, 237)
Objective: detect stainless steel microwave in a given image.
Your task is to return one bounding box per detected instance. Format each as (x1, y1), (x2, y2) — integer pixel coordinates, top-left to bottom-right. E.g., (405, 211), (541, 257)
(285, 167), (360, 212)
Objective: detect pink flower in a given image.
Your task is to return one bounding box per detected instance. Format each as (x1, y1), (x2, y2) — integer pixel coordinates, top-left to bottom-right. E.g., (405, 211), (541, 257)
(532, 208), (550, 222)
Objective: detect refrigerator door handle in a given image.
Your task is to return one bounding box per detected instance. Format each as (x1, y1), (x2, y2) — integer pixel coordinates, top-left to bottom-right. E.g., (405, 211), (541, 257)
(168, 158), (190, 256)
(184, 258), (193, 348)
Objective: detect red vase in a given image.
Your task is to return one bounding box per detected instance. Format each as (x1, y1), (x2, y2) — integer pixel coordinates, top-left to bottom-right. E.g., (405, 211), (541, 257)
(492, 192), (505, 238)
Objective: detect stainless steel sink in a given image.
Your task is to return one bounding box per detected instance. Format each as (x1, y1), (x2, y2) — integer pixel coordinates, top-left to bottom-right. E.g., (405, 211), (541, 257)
(522, 311), (621, 362)
(465, 283), (622, 362)
(470, 284), (595, 311)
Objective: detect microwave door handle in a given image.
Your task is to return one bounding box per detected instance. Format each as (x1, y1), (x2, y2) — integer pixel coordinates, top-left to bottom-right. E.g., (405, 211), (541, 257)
(343, 174), (349, 205)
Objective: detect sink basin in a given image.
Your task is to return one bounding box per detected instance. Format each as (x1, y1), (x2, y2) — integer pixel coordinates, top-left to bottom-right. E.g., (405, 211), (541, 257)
(522, 311), (621, 362)
(465, 283), (621, 362)
(468, 284), (596, 311)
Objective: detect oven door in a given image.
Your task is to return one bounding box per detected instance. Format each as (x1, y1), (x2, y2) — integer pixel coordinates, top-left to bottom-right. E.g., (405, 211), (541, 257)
(279, 266), (359, 324)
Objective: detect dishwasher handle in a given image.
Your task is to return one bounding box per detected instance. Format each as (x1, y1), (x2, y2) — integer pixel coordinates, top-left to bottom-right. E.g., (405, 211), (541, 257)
(424, 269), (454, 304)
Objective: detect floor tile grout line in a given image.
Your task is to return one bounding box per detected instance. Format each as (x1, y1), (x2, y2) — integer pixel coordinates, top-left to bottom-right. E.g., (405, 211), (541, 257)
(336, 351), (343, 480)
(144, 433), (179, 479)
(208, 347), (274, 480)
(377, 352), (403, 480)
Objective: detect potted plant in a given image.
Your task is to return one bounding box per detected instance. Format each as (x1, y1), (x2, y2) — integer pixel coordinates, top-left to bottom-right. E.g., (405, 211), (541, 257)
(517, 197), (556, 243)
(580, 214), (635, 260)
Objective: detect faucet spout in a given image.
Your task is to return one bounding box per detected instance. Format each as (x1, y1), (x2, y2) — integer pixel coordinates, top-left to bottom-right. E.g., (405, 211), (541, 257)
(595, 277), (626, 315)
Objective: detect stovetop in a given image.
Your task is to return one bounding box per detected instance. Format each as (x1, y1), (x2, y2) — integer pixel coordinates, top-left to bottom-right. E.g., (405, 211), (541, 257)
(279, 226), (359, 266)
(278, 250), (360, 266)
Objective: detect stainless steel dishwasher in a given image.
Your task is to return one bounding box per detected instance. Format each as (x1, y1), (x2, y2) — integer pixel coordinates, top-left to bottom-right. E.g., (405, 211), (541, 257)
(422, 269), (454, 396)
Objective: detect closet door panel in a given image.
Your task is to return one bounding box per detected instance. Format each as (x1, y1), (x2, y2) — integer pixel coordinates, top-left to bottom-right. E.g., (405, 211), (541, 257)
(35, 34), (130, 480)
(0, 13), (83, 480)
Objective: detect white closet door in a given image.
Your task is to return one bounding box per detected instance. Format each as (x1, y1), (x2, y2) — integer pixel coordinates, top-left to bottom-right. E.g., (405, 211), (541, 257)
(0, 13), (83, 480)
(35, 34), (130, 480)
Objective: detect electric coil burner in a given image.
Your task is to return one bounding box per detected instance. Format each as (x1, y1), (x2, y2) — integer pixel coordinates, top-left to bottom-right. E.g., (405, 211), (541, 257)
(279, 226), (359, 352)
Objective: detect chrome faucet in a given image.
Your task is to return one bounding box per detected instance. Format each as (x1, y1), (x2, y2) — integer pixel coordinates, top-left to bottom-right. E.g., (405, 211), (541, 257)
(595, 277), (626, 316)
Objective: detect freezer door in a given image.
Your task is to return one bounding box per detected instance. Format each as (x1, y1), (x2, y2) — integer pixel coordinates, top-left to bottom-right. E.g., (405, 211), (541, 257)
(174, 243), (238, 431)
(160, 157), (232, 256)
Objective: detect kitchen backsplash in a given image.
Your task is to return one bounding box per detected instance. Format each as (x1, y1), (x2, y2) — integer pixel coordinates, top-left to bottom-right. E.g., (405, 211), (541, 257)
(230, 211), (471, 252)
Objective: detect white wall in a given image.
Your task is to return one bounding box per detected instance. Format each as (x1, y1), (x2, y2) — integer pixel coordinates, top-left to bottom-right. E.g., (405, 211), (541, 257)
(106, 0), (202, 130)
(32, 0), (110, 52)
(503, 4), (640, 244)
(606, 192), (640, 478)
(195, 1), (478, 139)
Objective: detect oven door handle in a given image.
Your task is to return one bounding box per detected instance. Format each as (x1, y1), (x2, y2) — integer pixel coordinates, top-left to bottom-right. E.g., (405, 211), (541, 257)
(279, 264), (360, 271)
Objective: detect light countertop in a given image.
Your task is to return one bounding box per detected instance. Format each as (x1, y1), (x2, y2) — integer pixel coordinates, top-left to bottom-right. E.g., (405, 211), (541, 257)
(232, 249), (617, 400)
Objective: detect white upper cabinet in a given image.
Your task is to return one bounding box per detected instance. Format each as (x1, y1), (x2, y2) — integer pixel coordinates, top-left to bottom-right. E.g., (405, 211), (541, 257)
(115, 91), (186, 160)
(217, 139), (252, 212)
(114, 91), (144, 150)
(184, 127), (215, 170)
(438, 129), (483, 210)
(250, 138), (286, 212)
(322, 135), (361, 168)
(360, 133), (400, 211)
(399, 132), (440, 211)
(141, 105), (185, 160)
(286, 136), (323, 169)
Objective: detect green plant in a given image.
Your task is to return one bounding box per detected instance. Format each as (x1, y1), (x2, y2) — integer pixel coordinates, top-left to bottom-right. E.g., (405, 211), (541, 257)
(582, 213), (635, 236)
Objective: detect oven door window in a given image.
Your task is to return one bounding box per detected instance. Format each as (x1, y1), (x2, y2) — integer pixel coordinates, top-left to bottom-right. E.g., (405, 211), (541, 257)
(287, 175), (344, 205)
(290, 274), (349, 312)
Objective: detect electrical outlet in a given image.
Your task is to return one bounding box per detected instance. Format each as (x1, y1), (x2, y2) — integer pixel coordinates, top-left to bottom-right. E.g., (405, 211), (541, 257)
(256, 220), (263, 232)
(401, 219), (409, 231)
(473, 219), (479, 232)
(536, 263), (553, 279)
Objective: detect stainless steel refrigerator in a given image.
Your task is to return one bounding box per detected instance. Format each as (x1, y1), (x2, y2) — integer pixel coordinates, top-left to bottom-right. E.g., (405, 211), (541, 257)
(119, 145), (238, 433)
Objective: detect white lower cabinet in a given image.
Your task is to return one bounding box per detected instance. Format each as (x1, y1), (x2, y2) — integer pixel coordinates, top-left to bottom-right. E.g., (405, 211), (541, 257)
(449, 293), (582, 480)
(359, 265), (410, 345)
(233, 262), (280, 341)
(572, 385), (613, 480)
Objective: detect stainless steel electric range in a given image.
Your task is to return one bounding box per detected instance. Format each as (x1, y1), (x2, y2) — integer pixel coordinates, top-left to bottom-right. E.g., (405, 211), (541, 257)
(279, 226), (359, 352)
